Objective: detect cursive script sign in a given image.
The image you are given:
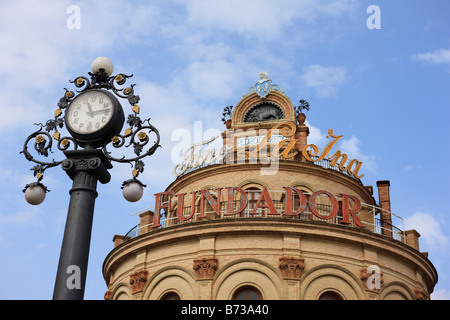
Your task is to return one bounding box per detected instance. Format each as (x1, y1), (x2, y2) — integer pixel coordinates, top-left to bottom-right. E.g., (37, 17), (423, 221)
(302, 129), (364, 179)
(173, 135), (230, 177)
(172, 124), (364, 179)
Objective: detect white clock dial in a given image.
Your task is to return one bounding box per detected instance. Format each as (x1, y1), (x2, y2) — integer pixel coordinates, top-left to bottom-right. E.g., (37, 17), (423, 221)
(66, 91), (114, 134)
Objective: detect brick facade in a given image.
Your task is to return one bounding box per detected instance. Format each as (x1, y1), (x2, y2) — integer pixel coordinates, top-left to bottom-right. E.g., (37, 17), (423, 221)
(103, 85), (437, 300)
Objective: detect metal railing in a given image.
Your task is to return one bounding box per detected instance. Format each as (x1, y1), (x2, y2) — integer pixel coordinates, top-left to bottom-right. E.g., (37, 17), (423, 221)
(176, 152), (361, 182)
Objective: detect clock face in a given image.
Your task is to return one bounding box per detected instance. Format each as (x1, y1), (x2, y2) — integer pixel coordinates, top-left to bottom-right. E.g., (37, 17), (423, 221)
(66, 90), (114, 134)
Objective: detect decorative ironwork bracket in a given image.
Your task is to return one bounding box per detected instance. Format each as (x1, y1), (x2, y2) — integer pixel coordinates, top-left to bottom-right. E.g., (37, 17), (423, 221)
(21, 61), (161, 202)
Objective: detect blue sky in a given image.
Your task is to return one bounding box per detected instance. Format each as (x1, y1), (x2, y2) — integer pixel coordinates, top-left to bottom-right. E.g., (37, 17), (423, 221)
(0, 0), (449, 300)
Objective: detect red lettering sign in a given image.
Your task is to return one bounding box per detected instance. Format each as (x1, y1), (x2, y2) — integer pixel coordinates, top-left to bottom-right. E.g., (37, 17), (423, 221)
(250, 188), (277, 215)
(308, 190), (339, 220)
(199, 188), (223, 218)
(152, 187), (365, 228)
(284, 187), (307, 216)
(225, 187), (247, 215)
(153, 191), (173, 228)
(340, 194), (364, 227)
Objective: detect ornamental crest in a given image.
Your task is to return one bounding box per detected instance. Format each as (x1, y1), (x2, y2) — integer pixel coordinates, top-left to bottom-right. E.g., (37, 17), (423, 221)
(193, 257), (218, 280)
(129, 270), (148, 294)
(279, 257), (305, 280)
(243, 72), (285, 98)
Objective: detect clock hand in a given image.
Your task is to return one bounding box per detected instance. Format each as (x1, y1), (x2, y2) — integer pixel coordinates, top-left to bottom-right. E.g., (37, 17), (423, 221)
(81, 117), (92, 129)
(90, 109), (111, 115)
(84, 101), (94, 117)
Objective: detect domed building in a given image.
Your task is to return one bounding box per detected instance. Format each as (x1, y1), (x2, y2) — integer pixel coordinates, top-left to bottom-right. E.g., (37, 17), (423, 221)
(102, 73), (437, 300)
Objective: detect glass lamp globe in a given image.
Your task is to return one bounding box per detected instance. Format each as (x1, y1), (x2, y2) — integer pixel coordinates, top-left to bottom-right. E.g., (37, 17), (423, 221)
(25, 184), (46, 205)
(91, 57), (114, 77)
(123, 181), (144, 202)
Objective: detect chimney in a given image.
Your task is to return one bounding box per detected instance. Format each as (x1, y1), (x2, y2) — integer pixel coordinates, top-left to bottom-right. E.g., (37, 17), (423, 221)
(377, 180), (392, 238)
(295, 122), (309, 161)
(405, 229), (420, 251)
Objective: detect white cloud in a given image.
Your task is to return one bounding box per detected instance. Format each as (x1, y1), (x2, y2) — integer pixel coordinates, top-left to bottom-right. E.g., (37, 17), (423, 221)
(301, 65), (349, 98)
(431, 288), (450, 300)
(403, 164), (421, 172)
(0, 1), (162, 133)
(404, 212), (448, 249)
(176, 59), (243, 101)
(0, 207), (43, 226)
(305, 121), (328, 148)
(184, 0), (303, 38)
(304, 123), (376, 175)
(183, 0), (358, 38)
(403, 165), (414, 172)
(339, 135), (377, 173)
(412, 48), (450, 64)
(0, 1), (69, 131)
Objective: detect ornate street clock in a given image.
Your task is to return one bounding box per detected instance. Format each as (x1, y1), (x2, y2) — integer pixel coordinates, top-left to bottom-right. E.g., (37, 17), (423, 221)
(65, 89), (125, 147)
(243, 102), (284, 123)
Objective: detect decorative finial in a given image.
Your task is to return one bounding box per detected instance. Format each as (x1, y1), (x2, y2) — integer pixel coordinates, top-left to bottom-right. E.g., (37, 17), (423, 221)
(91, 57), (114, 77)
(259, 71), (269, 82)
(243, 72), (285, 98)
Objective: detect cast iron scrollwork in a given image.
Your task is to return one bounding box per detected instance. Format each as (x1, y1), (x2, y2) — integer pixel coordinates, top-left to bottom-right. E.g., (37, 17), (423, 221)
(21, 60), (161, 203)
(100, 75), (161, 183)
(20, 86), (80, 190)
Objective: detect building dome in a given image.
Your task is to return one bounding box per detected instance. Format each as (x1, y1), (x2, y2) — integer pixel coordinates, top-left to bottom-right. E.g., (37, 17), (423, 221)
(103, 74), (437, 300)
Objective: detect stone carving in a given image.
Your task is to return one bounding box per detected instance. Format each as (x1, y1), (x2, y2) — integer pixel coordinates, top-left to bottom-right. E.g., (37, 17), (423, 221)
(129, 270), (148, 294)
(243, 102), (284, 122)
(243, 72), (285, 98)
(360, 266), (384, 292)
(415, 288), (429, 300)
(279, 257), (305, 280)
(193, 257), (218, 280)
(104, 288), (112, 300)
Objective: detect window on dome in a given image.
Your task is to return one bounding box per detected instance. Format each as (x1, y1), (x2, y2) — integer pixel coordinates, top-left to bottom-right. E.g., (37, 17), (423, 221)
(160, 292), (181, 300)
(232, 286), (263, 300)
(245, 187), (262, 217)
(318, 291), (343, 300)
(281, 187), (312, 219)
(243, 102), (284, 122)
(204, 192), (218, 220)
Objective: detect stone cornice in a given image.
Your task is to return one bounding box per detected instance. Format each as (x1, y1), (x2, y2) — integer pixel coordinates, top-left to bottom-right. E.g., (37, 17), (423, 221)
(103, 218), (437, 291)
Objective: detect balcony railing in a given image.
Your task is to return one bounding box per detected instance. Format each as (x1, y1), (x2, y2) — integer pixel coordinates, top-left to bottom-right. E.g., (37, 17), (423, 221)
(177, 153), (361, 182)
(124, 190), (405, 243)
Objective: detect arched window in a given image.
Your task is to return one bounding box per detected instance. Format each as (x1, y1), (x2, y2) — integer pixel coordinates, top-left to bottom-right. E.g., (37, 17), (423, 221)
(204, 193), (218, 220)
(160, 291), (181, 300)
(168, 200), (179, 226)
(318, 291), (343, 300)
(232, 286), (263, 300)
(245, 187), (262, 217)
(282, 186), (312, 220)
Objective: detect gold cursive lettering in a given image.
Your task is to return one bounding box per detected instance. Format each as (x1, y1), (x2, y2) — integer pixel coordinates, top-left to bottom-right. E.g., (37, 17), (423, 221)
(302, 129), (342, 162)
(245, 122), (298, 159)
(302, 129), (364, 179)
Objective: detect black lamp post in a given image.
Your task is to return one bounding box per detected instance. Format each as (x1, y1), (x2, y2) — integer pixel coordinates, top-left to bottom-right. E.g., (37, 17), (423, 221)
(21, 57), (160, 300)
